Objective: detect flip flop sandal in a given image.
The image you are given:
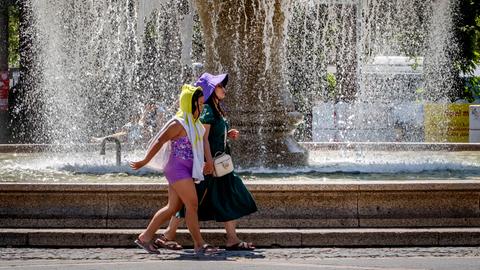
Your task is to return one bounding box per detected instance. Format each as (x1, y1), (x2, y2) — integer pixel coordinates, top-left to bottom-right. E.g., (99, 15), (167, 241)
(153, 234), (183, 250)
(194, 243), (220, 255)
(225, 241), (255, 251)
(134, 238), (160, 254)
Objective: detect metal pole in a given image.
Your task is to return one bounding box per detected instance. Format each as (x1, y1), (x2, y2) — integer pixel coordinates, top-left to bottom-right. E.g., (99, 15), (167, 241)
(0, 0), (10, 143)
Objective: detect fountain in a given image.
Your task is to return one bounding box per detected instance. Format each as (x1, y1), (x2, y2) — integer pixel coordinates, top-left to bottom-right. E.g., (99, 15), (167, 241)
(99, 137), (122, 166)
(6, 0), (468, 164)
(195, 0), (307, 167)
(1, 0), (480, 247)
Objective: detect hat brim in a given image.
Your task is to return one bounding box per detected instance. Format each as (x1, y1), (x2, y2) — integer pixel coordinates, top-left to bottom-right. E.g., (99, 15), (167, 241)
(211, 73), (228, 87)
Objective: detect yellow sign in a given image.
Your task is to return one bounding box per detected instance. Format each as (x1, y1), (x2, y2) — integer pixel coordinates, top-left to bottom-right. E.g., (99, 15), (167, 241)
(424, 104), (470, 142)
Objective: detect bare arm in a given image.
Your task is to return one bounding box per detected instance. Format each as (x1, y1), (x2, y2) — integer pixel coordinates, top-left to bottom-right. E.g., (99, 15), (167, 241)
(129, 121), (182, 170)
(203, 124), (214, 175)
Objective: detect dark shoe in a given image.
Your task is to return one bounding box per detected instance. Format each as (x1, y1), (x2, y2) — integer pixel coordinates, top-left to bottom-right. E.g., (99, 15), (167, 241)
(153, 233), (183, 250)
(226, 241), (255, 251)
(134, 238), (160, 254)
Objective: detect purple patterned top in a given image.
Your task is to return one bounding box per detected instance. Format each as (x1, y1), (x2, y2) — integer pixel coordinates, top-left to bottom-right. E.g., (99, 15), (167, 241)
(171, 136), (193, 160)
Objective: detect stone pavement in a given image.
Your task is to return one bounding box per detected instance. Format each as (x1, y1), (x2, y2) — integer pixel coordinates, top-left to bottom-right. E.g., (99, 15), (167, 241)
(1, 247), (480, 270)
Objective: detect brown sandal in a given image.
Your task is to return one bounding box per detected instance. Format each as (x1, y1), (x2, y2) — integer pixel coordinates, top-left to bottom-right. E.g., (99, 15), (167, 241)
(226, 241), (255, 251)
(153, 233), (183, 250)
(194, 243), (219, 255)
(134, 238), (160, 254)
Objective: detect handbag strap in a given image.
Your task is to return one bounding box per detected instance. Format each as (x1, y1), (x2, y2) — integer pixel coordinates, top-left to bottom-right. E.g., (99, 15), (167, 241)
(223, 126), (227, 150)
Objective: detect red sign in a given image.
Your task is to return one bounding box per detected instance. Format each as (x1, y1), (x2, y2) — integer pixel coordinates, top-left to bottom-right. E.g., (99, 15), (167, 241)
(0, 71), (9, 111)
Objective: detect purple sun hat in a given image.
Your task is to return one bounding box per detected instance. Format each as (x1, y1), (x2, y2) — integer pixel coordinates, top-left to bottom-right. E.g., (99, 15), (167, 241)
(194, 72), (228, 101)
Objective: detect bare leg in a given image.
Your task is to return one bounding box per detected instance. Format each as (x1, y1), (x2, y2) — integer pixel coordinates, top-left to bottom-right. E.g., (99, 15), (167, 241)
(164, 216), (183, 241)
(225, 220), (254, 249)
(224, 220), (240, 246)
(170, 179), (205, 250)
(138, 185), (182, 243)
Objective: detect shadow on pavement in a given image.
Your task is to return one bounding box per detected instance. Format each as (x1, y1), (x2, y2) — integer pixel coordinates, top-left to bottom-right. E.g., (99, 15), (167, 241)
(143, 249), (266, 261)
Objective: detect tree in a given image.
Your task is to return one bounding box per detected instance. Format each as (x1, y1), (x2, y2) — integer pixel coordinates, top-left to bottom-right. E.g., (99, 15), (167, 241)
(0, 0), (8, 71)
(454, 0), (480, 102)
(8, 1), (19, 68)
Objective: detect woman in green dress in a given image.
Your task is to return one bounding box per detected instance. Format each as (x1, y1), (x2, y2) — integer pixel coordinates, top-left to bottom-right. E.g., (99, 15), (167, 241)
(156, 73), (258, 251)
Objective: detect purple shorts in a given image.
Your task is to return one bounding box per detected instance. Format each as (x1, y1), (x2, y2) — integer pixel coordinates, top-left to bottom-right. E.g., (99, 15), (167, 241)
(163, 157), (193, 184)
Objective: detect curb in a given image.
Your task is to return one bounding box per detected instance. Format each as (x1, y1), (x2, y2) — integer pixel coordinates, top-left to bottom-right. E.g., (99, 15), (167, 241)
(2, 228), (480, 248)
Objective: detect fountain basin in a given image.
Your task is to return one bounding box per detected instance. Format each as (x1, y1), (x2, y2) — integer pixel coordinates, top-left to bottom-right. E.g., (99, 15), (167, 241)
(1, 143), (479, 247)
(1, 142), (480, 181)
(1, 142), (479, 229)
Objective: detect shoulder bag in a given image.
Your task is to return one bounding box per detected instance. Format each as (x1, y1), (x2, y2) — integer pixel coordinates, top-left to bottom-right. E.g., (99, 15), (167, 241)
(213, 127), (234, 177)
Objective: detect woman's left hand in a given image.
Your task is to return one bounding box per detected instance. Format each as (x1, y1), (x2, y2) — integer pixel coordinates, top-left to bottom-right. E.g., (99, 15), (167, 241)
(227, 129), (239, 140)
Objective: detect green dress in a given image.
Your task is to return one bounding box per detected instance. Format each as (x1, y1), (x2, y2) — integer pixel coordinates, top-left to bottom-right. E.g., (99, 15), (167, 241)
(180, 104), (258, 222)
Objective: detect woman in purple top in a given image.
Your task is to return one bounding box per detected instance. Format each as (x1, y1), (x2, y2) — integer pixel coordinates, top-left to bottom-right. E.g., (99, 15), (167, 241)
(129, 84), (217, 255)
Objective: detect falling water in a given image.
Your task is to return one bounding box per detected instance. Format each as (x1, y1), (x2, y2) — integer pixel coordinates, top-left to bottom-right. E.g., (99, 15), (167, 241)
(26, 0), (141, 143)
(286, 0), (459, 142)
(16, 0), (463, 166)
(22, 0), (197, 144)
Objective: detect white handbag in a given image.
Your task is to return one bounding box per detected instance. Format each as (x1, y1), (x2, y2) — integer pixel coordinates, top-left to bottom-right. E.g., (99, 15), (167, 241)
(213, 152), (234, 177)
(212, 127), (234, 177)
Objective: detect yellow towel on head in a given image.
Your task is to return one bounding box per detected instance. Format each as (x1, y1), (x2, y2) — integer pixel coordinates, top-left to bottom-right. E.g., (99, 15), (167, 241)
(146, 84), (205, 182)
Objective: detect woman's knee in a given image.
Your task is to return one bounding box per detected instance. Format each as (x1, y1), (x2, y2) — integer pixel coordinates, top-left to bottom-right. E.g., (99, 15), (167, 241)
(163, 203), (182, 216)
(183, 200), (198, 212)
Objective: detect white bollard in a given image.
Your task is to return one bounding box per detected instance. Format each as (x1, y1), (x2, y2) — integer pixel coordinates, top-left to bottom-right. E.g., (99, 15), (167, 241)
(470, 105), (480, 143)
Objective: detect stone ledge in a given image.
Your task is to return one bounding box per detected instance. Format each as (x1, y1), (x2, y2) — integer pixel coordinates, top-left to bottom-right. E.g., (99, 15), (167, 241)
(1, 181), (479, 228)
(2, 142), (480, 153)
(0, 143), (99, 153)
(301, 142), (480, 151)
(2, 228), (480, 247)
(2, 181), (480, 192)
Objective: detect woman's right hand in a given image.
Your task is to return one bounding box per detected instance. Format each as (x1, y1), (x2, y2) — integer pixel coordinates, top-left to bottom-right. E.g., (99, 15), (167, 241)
(203, 159), (214, 175)
(129, 160), (147, 170)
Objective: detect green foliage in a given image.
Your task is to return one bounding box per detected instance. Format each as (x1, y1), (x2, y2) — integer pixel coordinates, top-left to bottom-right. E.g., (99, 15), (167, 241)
(415, 87), (425, 103)
(8, 3), (19, 68)
(454, 0), (480, 100)
(144, 12), (158, 43)
(463, 76), (480, 102)
(456, 0), (480, 74)
(410, 57), (421, 71)
(326, 72), (337, 101)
